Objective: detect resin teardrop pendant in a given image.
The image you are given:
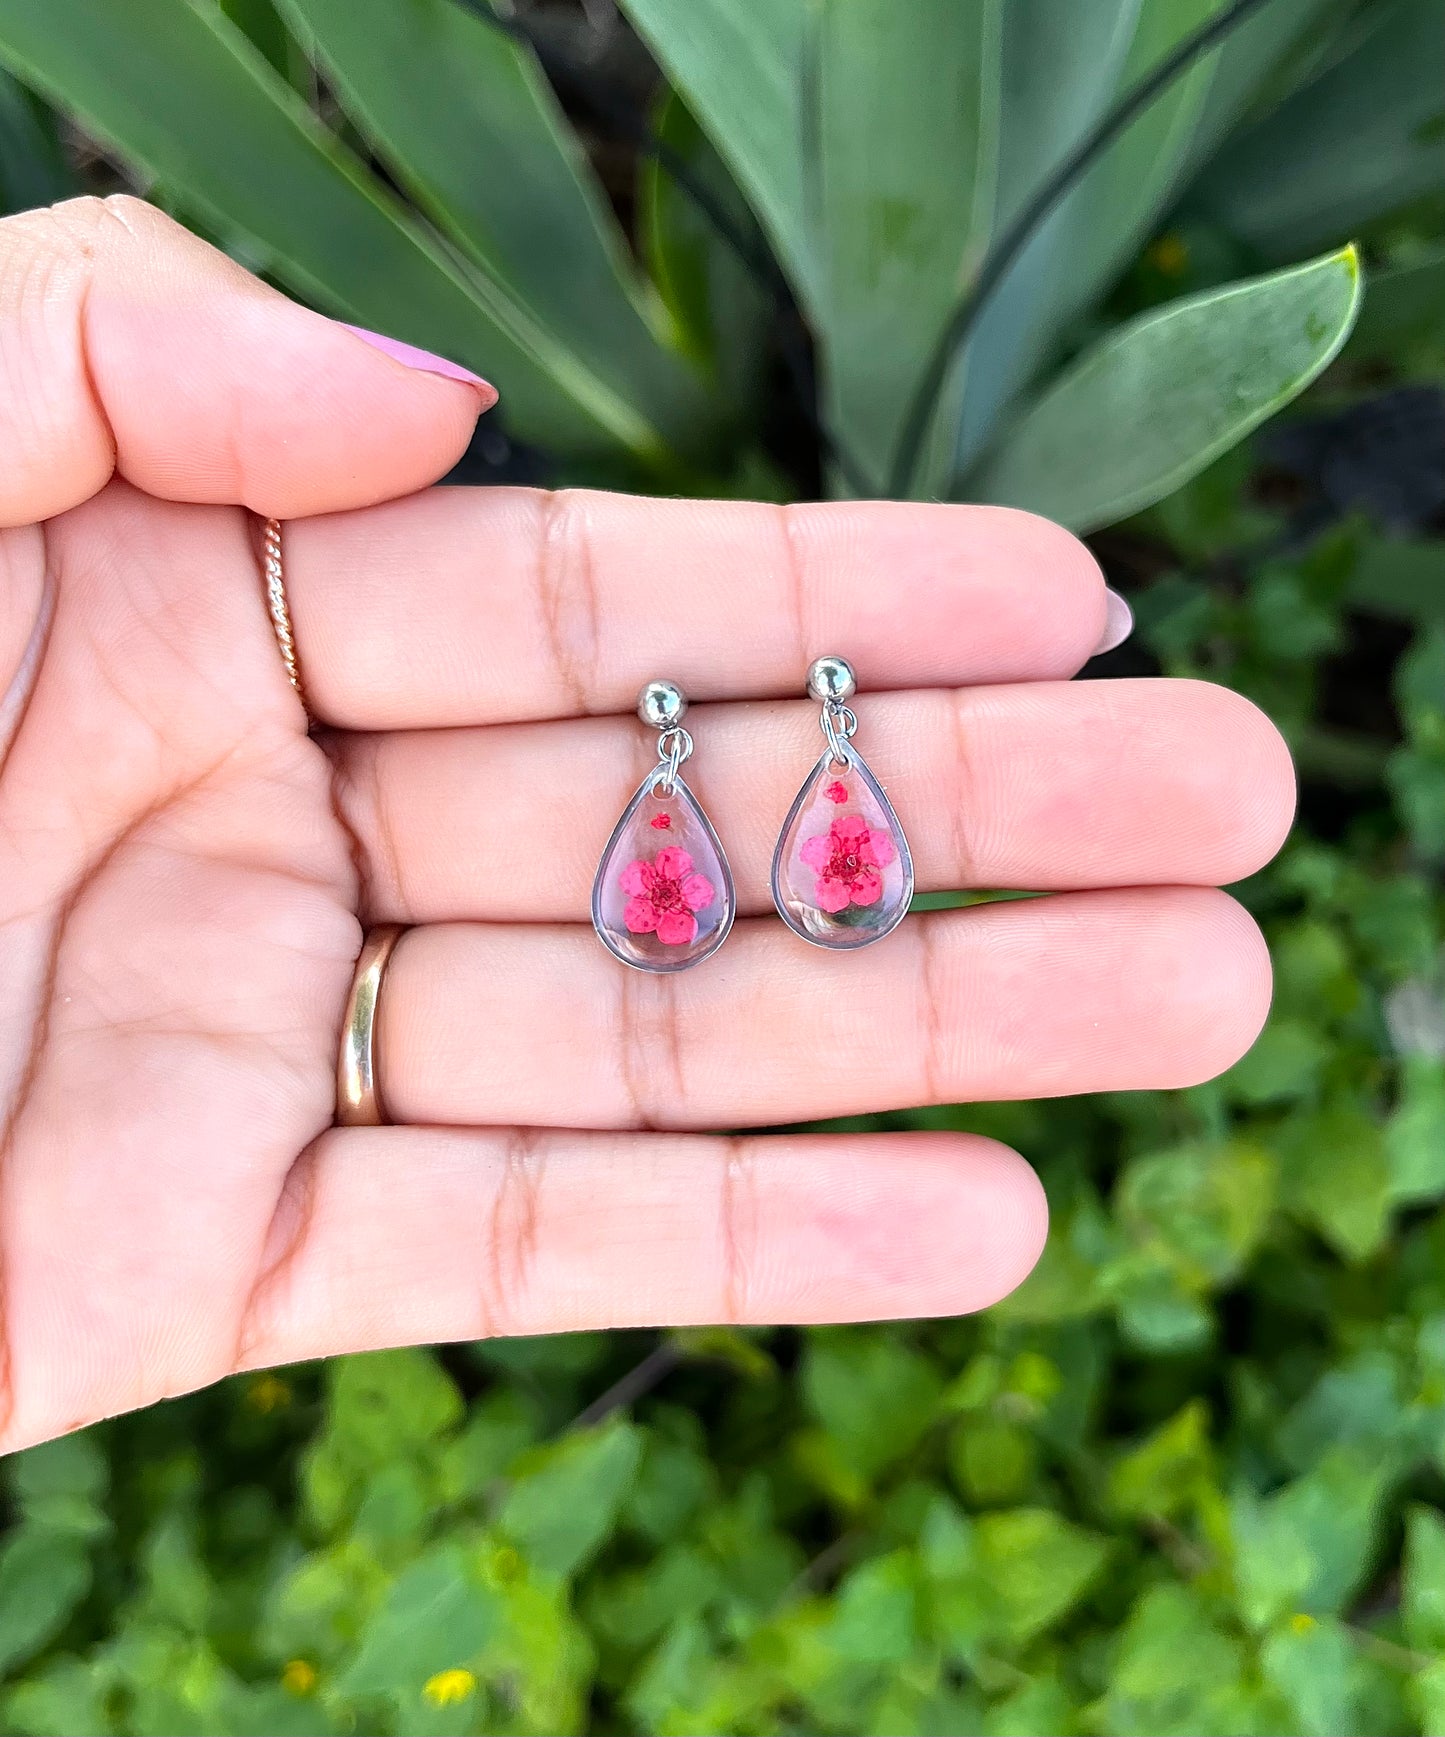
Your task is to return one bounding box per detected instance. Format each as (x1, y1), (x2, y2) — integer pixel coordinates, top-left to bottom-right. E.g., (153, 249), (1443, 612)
(771, 658), (913, 949)
(592, 683), (735, 973)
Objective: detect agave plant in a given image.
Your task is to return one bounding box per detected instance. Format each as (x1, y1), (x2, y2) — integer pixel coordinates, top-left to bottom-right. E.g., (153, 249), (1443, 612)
(0, 0), (1440, 529)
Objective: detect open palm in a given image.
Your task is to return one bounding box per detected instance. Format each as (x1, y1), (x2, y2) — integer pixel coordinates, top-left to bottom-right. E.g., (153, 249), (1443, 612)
(0, 198), (1294, 1450)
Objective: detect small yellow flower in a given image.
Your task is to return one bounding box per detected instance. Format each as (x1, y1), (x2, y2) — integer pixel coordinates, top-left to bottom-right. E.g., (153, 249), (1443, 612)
(1148, 233), (1190, 276)
(1288, 1612), (1318, 1635)
(281, 1659), (318, 1696)
(423, 1668), (477, 1707)
(248, 1373), (291, 1413)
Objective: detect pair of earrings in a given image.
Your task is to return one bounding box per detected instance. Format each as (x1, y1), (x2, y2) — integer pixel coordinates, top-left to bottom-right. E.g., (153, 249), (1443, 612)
(592, 656), (914, 973)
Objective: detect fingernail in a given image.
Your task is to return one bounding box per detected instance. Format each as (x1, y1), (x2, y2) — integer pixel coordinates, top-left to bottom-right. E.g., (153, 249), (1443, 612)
(1094, 587), (1134, 655)
(340, 323), (498, 405)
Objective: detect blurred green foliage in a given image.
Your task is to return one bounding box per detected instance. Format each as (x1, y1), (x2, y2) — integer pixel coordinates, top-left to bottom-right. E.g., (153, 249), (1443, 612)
(0, 2), (1444, 1733)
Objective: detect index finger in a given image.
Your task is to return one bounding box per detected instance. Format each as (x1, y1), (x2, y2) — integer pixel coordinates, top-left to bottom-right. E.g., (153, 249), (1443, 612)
(284, 489), (1107, 729)
(0, 197), (492, 527)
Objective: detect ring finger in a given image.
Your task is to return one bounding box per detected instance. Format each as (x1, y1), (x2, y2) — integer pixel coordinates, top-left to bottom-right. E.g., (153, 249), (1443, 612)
(376, 886), (1271, 1130)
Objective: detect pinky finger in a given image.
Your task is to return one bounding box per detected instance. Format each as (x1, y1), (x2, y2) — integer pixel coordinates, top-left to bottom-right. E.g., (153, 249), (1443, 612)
(237, 1130), (1048, 1366)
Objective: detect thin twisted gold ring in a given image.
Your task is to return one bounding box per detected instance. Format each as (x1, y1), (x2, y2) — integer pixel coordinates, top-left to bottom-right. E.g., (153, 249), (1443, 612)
(260, 517), (304, 702)
(259, 521), (401, 1126)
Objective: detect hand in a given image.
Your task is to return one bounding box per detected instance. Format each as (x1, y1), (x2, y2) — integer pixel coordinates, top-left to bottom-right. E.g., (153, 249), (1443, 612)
(0, 197), (1293, 1449)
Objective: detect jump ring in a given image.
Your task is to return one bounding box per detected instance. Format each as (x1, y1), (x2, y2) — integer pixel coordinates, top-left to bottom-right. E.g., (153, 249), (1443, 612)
(821, 702), (857, 765)
(654, 725), (693, 795)
(337, 925), (406, 1127)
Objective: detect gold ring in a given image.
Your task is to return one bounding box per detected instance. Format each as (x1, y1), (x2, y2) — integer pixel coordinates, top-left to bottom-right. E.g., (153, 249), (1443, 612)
(337, 925), (405, 1126)
(260, 516), (305, 702)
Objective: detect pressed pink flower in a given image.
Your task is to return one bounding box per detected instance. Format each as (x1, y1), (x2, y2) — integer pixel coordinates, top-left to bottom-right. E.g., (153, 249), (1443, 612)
(620, 845), (715, 944)
(800, 813), (895, 913)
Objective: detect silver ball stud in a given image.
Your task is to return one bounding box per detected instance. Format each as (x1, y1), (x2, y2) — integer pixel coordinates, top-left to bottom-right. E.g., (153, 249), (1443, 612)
(806, 654), (857, 703)
(637, 678), (688, 729)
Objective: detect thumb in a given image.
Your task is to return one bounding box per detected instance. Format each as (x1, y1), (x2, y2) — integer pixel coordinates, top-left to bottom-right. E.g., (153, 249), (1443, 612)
(0, 195), (496, 527)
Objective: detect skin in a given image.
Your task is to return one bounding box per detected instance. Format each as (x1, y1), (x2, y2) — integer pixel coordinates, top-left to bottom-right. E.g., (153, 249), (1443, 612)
(0, 196), (1296, 1451)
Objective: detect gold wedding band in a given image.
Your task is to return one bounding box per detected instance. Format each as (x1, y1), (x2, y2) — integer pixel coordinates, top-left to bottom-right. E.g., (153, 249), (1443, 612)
(337, 925), (405, 1126)
(261, 516), (305, 702)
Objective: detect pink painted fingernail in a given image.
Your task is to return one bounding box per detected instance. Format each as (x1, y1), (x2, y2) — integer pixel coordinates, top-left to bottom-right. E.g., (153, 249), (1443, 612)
(340, 323), (498, 405)
(1093, 587), (1134, 655)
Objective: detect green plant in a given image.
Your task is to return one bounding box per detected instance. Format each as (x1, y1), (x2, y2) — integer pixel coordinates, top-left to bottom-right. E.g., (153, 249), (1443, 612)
(2, 5), (1445, 1736)
(6, 0), (1442, 512)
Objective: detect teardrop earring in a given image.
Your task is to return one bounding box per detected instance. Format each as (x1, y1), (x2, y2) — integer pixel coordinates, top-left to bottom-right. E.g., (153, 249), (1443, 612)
(771, 656), (914, 949)
(592, 680), (736, 972)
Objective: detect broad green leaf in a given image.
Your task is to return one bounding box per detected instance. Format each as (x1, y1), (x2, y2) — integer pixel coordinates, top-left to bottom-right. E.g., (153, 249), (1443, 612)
(993, 1190), (1117, 1324)
(1103, 1583), (1257, 1737)
(947, 1413), (1038, 1506)
(1115, 1138), (1276, 1285)
(277, 0), (704, 444)
(0, 0), (679, 461)
(966, 247), (1362, 531)
(585, 1544), (723, 1653)
(1387, 742), (1445, 864)
(9, 1431), (108, 1538)
(3, 1661), (112, 1737)
(928, 1503), (1109, 1652)
(0, 66), (72, 213)
(1388, 1056), (1445, 1205)
(326, 1348), (463, 1459)
(623, 1427), (716, 1545)
(1277, 1352), (1407, 1470)
(219, 0), (309, 84)
(1276, 1101), (1393, 1262)
(638, 92), (770, 417)
(624, 1617), (727, 1736)
(807, 0), (1002, 493)
(618, 0), (811, 298)
(1397, 621), (1445, 726)
(801, 1331), (944, 1482)
(437, 1389), (542, 1505)
(1108, 1398), (1213, 1520)
(1404, 1504), (1445, 1653)
(956, 0), (1226, 477)
(968, 1509), (1109, 1648)
(623, 0), (1351, 492)
(337, 1544), (499, 1697)
(950, 0), (1143, 474)
(1231, 1448), (1390, 1628)
(983, 1678), (1080, 1737)
(1031, 0), (1234, 306)
(302, 1349), (462, 1533)
(1181, 0), (1355, 169)
(1413, 1659), (1445, 1737)
(1225, 1017), (1330, 1105)
(0, 1526), (91, 1675)
(820, 1552), (917, 1668)
(498, 1421), (642, 1578)
(260, 1542), (387, 1666)
(1195, 0), (1445, 259)
(953, 0), (1342, 479)
(1260, 1615), (1359, 1737)
(1110, 1274), (1213, 1352)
